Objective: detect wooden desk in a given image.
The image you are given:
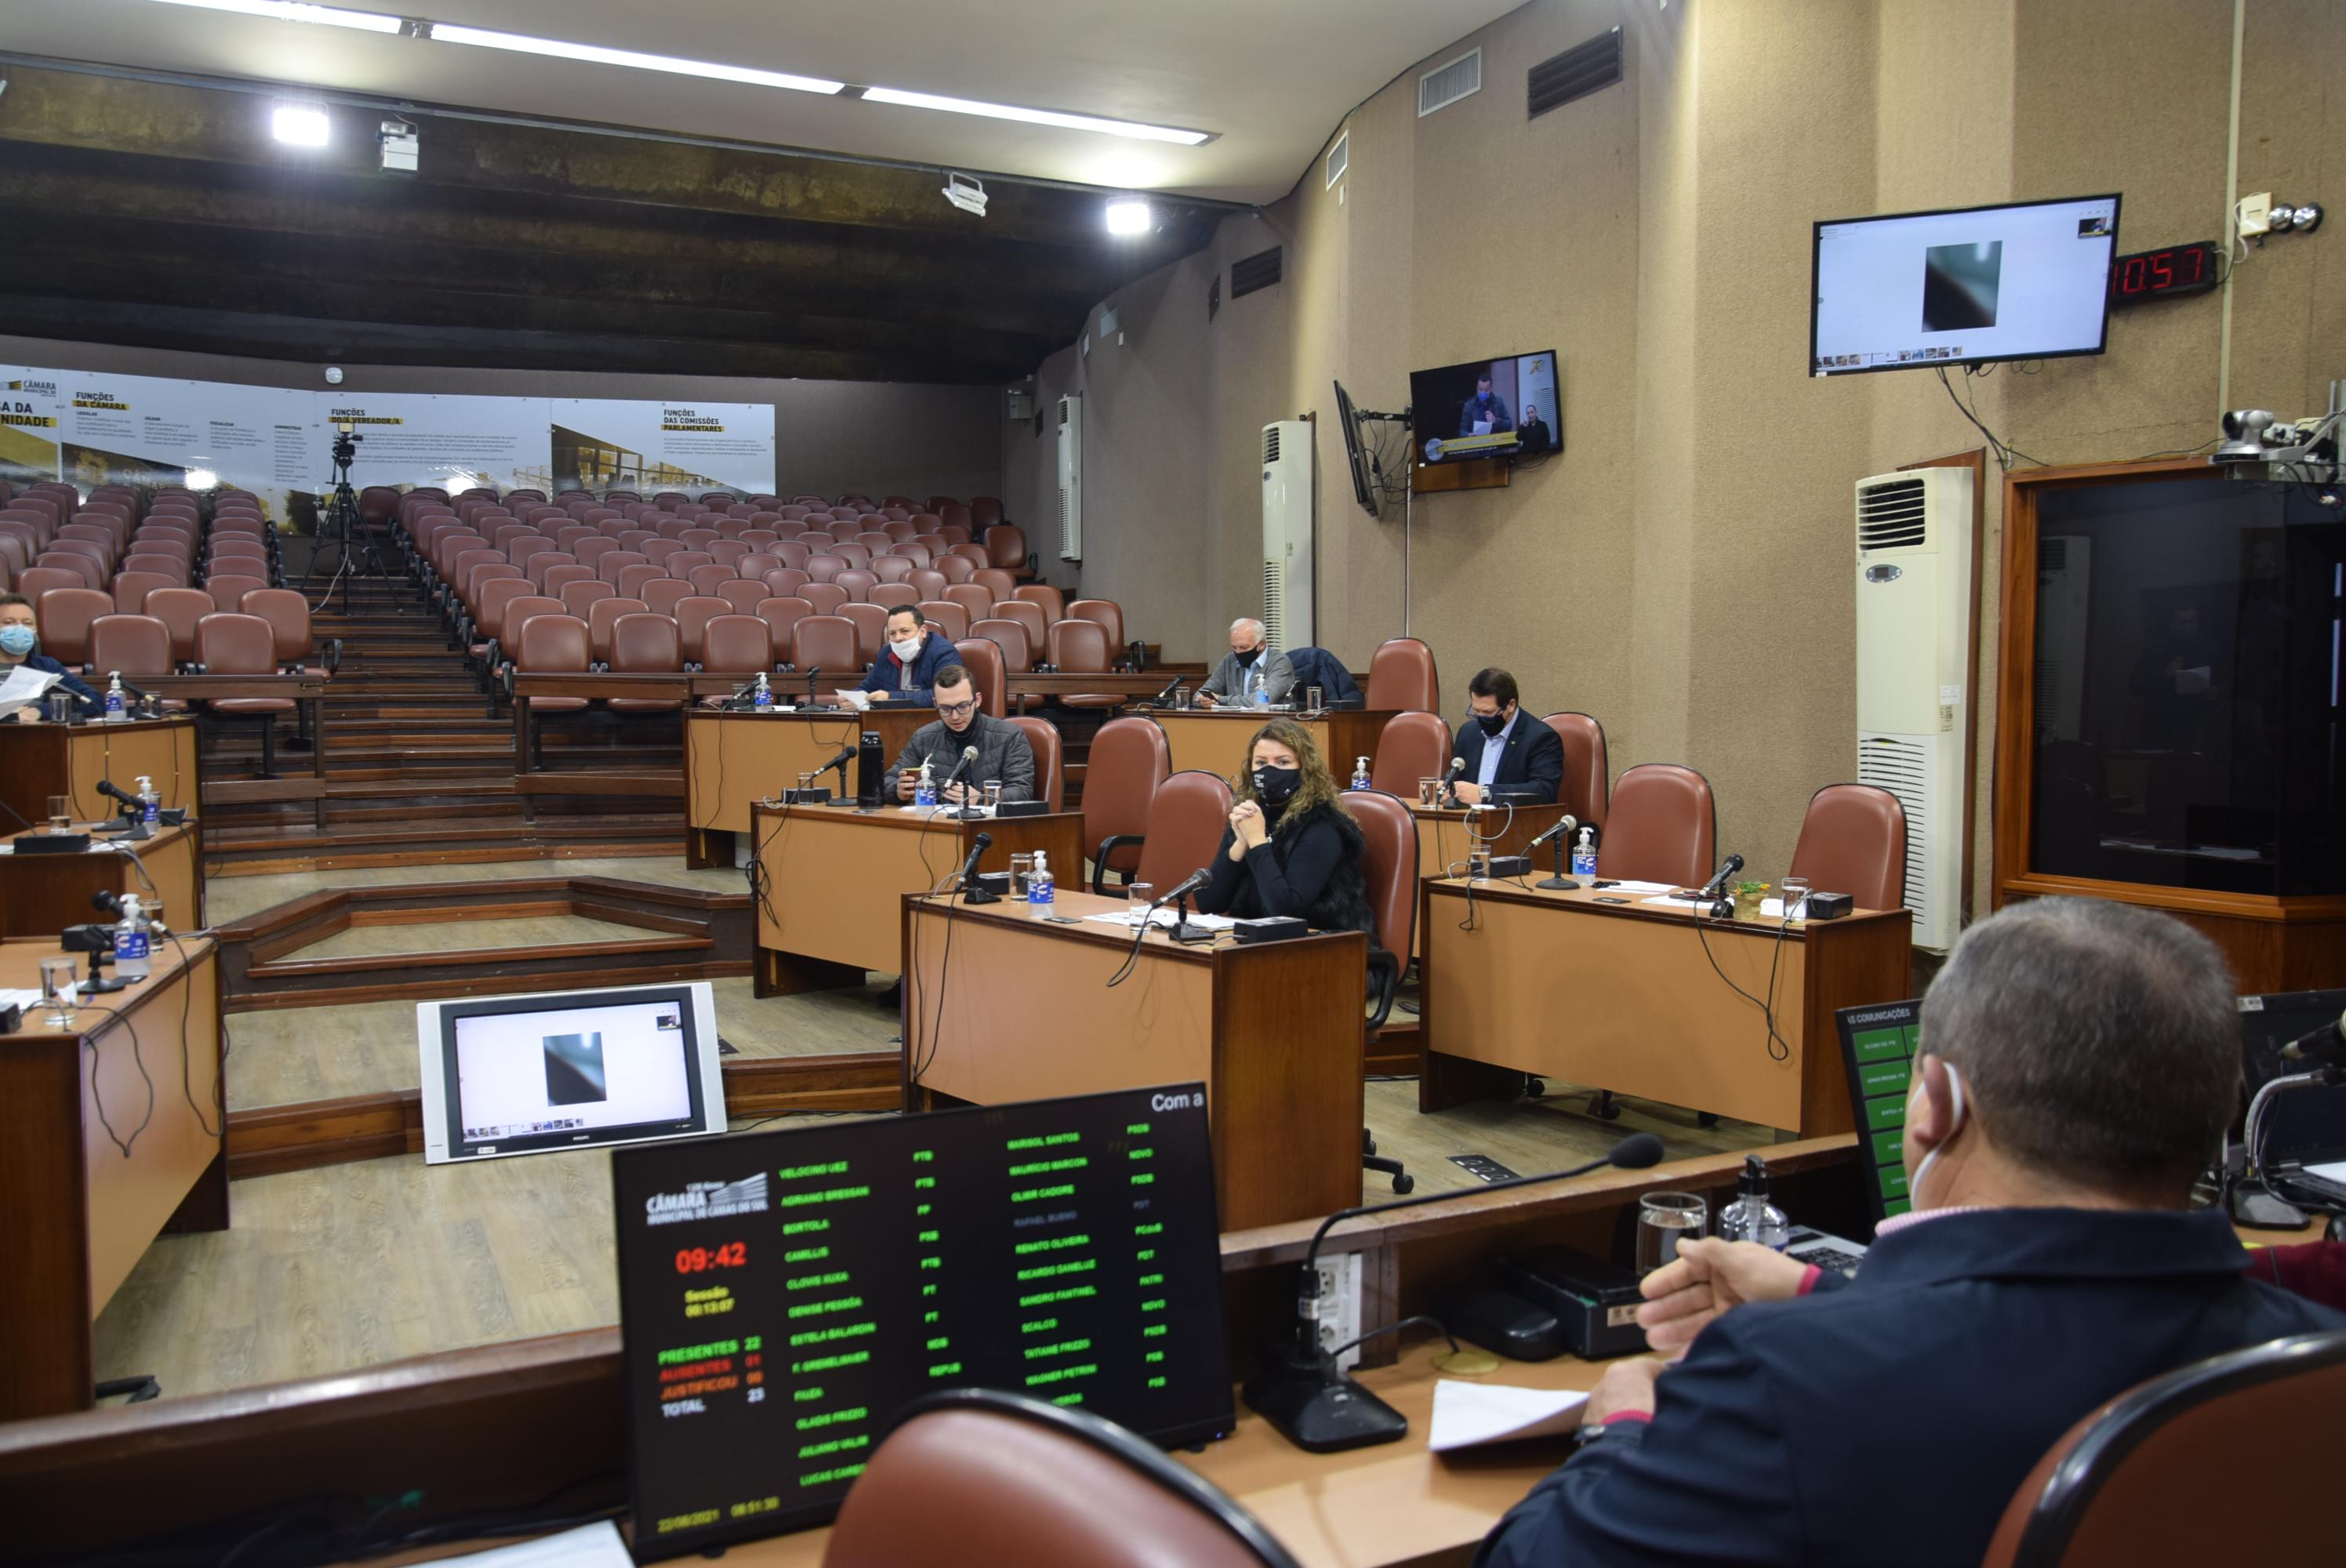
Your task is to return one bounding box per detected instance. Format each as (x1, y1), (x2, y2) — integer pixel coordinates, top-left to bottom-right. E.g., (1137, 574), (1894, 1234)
(0, 822), (202, 940)
(0, 933), (226, 1421)
(1406, 802), (1573, 961)
(1151, 709), (1399, 782)
(902, 887), (1367, 1230)
(0, 716), (198, 831)
(138, 677), (329, 828)
(684, 707), (927, 866)
(1419, 879), (1911, 1137)
(749, 801), (1082, 992)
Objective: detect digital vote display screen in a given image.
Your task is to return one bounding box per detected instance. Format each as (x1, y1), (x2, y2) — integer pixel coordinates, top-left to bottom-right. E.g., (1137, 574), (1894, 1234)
(612, 1083), (1234, 1559)
(1836, 1000), (1921, 1221)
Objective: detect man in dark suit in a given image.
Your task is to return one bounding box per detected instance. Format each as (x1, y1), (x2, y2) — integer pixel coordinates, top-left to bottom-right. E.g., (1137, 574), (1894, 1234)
(1476, 898), (2346, 1568)
(1450, 667), (1562, 805)
(884, 662), (1035, 805)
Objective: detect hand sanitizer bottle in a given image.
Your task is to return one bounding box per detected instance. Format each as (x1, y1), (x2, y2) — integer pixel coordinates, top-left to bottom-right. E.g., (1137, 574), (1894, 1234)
(136, 775), (159, 825)
(1717, 1155), (1792, 1249)
(753, 672), (772, 710)
(1349, 757), (1371, 791)
(104, 673), (127, 722)
(1571, 826), (1598, 881)
(114, 895), (153, 981)
(914, 758), (937, 808)
(1027, 851), (1055, 918)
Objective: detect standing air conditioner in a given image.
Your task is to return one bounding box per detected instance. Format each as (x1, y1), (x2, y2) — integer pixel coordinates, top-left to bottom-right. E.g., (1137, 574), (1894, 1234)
(1854, 466), (1974, 953)
(1056, 394), (1083, 561)
(1261, 420), (1313, 649)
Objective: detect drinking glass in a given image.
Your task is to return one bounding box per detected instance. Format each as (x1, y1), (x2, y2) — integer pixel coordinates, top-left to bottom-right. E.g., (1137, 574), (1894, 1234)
(1468, 850), (1492, 884)
(796, 771), (816, 795)
(982, 781), (1003, 813)
(1009, 851), (1035, 896)
(46, 795), (71, 833)
(1306, 685), (1324, 714)
(1418, 777), (1441, 808)
(40, 956), (78, 1029)
(1636, 1192), (1709, 1275)
(1778, 876), (1811, 922)
(1175, 686), (1193, 711)
(1126, 882), (1154, 924)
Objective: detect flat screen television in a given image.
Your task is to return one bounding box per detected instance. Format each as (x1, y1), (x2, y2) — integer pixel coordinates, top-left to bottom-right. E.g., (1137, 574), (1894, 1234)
(1331, 379), (1378, 514)
(418, 982), (725, 1163)
(1410, 350), (1560, 466)
(1810, 193), (2120, 376)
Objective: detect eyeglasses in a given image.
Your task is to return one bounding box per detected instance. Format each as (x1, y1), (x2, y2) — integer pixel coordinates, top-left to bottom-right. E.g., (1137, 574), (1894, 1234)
(937, 699), (978, 718)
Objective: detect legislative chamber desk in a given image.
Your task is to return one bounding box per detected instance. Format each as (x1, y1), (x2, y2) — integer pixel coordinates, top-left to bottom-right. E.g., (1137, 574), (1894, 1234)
(0, 1140), (1870, 1565)
(903, 887), (1366, 1230)
(0, 933), (225, 1422)
(1419, 878), (1912, 1137)
(1152, 707), (1399, 781)
(685, 706), (927, 867)
(1405, 800), (1574, 960)
(0, 715), (198, 832)
(749, 800), (1083, 992)
(0, 820), (204, 940)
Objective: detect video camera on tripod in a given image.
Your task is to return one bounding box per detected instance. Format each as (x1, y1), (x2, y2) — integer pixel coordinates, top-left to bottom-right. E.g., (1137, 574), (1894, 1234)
(303, 418), (390, 613)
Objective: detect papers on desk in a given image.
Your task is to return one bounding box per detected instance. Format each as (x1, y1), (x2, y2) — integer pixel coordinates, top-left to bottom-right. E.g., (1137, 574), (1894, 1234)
(1084, 909), (1237, 932)
(1640, 895), (1714, 911)
(418, 1523), (634, 1568)
(1427, 1379), (1592, 1452)
(833, 688), (875, 711)
(897, 804), (993, 818)
(0, 665), (60, 713)
(2305, 1160), (2346, 1187)
(0, 988), (43, 1014)
(1600, 880), (1676, 895)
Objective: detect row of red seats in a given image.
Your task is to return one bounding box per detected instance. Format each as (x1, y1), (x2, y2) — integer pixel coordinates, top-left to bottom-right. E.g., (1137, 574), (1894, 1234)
(29, 583), (333, 675)
(3, 485), (280, 601)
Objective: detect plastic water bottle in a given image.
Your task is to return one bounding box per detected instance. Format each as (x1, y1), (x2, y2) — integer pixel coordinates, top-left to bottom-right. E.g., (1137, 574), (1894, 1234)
(914, 759), (938, 808)
(1571, 827), (1597, 881)
(752, 673), (772, 710)
(104, 673), (126, 722)
(1027, 851), (1055, 919)
(1717, 1155), (1791, 1250)
(1349, 757), (1371, 791)
(113, 895), (152, 982)
(136, 775), (159, 826)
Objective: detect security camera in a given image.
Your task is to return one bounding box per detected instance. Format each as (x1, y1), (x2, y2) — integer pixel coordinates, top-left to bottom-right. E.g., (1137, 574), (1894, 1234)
(2213, 382), (2344, 483)
(2216, 409), (2273, 461)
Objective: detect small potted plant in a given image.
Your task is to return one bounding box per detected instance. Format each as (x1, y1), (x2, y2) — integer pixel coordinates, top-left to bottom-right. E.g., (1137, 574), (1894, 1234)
(1732, 878), (1770, 920)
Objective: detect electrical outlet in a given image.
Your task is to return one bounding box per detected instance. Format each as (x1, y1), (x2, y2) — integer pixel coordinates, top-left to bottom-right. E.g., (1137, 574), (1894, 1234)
(2238, 191), (2273, 239)
(1315, 1251), (1365, 1371)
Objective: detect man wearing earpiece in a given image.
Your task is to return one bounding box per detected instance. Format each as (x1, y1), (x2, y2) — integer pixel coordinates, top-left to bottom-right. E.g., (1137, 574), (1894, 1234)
(1476, 898), (2346, 1568)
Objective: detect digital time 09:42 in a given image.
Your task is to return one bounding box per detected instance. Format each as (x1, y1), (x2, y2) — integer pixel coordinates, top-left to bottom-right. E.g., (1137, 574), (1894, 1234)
(674, 1242), (747, 1273)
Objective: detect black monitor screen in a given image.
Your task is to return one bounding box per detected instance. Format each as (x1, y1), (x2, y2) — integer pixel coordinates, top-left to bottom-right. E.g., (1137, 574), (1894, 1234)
(1410, 350), (1560, 467)
(613, 1083), (1233, 1559)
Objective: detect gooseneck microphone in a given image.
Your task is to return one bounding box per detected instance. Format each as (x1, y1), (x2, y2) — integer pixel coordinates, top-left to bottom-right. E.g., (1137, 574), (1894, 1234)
(942, 744), (981, 792)
(1526, 813), (1581, 851)
(1245, 1132), (1666, 1452)
(1153, 673), (1182, 705)
(96, 778), (142, 810)
(1438, 755), (1467, 804)
(1698, 853), (1746, 900)
(1151, 865), (1213, 909)
(802, 666), (822, 707)
(2281, 1010), (2346, 1066)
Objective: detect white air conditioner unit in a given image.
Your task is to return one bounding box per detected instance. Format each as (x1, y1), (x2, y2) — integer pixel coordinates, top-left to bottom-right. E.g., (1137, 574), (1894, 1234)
(2033, 535), (2091, 742)
(1261, 420), (1313, 649)
(1854, 466), (1974, 953)
(1055, 393), (1082, 561)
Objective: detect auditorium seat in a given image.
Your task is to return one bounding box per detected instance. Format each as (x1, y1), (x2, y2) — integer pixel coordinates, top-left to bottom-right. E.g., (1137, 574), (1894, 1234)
(196, 612), (296, 776)
(804, 554), (848, 584)
(1135, 771), (1235, 895)
(540, 563), (595, 600)
(34, 586), (113, 666)
(642, 539), (685, 568)
(112, 571), (180, 613)
(755, 597), (814, 668)
(991, 600), (1048, 648)
(619, 564), (666, 601)
(737, 553), (783, 581)
(586, 597), (648, 668)
(242, 587), (333, 675)
(1369, 710), (1451, 797)
(834, 568), (879, 601)
(970, 497), (1005, 530)
(896, 543), (935, 570)
(479, 594), (563, 679)
(1541, 712), (1611, 833)
(608, 613), (685, 710)
(1043, 618), (1120, 712)
(935, 554), (977, 585)
(597, 550), (650, 586)
(841, 602), (890, 662)
(687, 564), (736, 597)
(1595, 764), (1716, 887)
(1365, 637), (1439, 713)
(715, 579), (768, 615)
(675, 597), (732, 667)
(984, 524), (1035, 582)
(144, 587), (215, 665)
(833, 543), (874, 571)
(1082, 717), (1171, 891)
(908, 568), (948, 600)
(1011, 583), (1065, 623)
(942, 583), (993, 621)
(699, 615), (774, 679)
(793, 615), (860, 679)
(772, 540), (814, 570)
(1788, 783), (1908, 912)
(559, 579), (614, 619)
(1068, 598), (1125, 655)
(1008, 716), (1065, 812)
(57, 524), (122, 570)
(969, 617), (1033, 674)
(971, 568), (1017, 603)
(761, 568), (812, 600)
(36, 552), (105, 590)
(917, 600), (969, 641)
(867, 583), (920, 612)
(667, 551), (717, 578)
(640, 578), (691, 618)
(19, 566), (89, 602)
(953, 637), (1008, 718)
(870, 556), (913, 584)
(801, 582), (851, 617)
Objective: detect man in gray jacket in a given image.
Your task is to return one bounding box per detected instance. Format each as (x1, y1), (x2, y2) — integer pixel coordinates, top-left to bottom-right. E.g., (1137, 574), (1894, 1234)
(1194, 617), (1295, 707)
(884, 662), (1037, 804)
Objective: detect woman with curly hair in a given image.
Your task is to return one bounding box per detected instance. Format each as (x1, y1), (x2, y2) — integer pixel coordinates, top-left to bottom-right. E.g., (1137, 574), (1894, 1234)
(1193, 717), (1375, 935)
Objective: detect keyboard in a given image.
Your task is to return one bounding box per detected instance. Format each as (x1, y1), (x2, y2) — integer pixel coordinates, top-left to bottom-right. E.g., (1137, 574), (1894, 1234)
(1785, 1226), (1868, 1280)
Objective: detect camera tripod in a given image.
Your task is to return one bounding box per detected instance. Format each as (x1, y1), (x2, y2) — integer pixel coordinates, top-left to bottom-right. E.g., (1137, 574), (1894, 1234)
(302, 426), (391, 616)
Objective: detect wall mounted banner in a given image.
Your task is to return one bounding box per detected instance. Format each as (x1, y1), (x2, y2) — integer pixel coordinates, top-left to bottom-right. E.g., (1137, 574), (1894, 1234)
(27, 368), (323, 521)
(324, 394), (554, 496)
(0, 368), (61, 492)
(550, 399), (777, 496)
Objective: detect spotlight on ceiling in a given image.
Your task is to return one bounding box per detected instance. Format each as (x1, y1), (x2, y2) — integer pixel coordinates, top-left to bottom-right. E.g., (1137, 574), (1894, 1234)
(183, 468), (220, 491)
(380, 116), (419, 172)
(942, 172), (988, 217)
(271, 103), (331, 147)
(1105, 198), (1153, 236)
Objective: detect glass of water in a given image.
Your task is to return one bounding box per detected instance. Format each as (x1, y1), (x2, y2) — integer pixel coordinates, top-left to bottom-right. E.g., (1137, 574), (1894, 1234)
(1306, 685), (1324, 714)
(1469, 850), (1492, 884)
(1126, 881), (1154, 924)
(1636, 1192), (1709, 1275)
(46, 795), (71, 833)
(40, 956), (78, 1029)
(1009, 851), (1034, 896)
(982, 780), (1003, 813)
(1778, 876), (1811, 922)
(1418, 777), (1441, 808)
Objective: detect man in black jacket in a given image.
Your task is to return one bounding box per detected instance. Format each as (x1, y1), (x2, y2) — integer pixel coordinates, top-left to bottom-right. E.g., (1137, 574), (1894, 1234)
(883, 663), (1036, 805)
(1476, 897), (2346, 1568)
(1450, 668), (1563, 805)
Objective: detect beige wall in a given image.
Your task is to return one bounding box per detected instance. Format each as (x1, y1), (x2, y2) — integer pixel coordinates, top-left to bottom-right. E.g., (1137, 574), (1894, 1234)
(0, 334), (1002, 503)
(1021, 0), (2344, 909)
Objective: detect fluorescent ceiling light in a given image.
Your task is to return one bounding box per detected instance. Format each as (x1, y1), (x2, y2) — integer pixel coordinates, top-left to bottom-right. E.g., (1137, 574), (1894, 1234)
(427, 23), (844, 96)
(863, 87), (1210, 146)
(271, 104), (331, 146)
(146, 0), (403, 34)
(1104, 198), (1153, 235)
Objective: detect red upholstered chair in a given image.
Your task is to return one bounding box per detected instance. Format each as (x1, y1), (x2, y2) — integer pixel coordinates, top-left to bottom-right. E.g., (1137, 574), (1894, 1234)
(1081, 717), (1171, 891)
(35, 586), (114, 666)
(559, 579), (614, 619)
(992, 600), (1048, 650)
(586, 597), (648, 668)
(832, 543), (874, 572)
(841, 602), (890, 663)
(196, 612), (296, 776)
(18, 567), (86, 604)
(144, 587), (216, 664)
(1069, 598), (1125, 655)
(1541, 712), (1611, 833)
(240, 587), (330, 673)
(1370, 710), (1451, 797)
(907, 568), (948, 600)
(755, 597), (814, 668)
(971, 568), (1017, 603)
(969, 618), (1033, 674)
(772, 540), (813, 570)
(113, 572), (180, 613)
(942, 583), (993, 621)
(882, 520), (917, 544)
(854, 532), (895, 556)
(1135, 771), (1235, 895)
(480, 595), (562, 684)
(867, 583), (920, 612)
(641, 538), (685, 568)
(951, 637), (1008, 719)
(666, 551), (717, 579)
(970, 497), (1005, 530)
(804, 554), (847, 585)
(870, 556), (913, 584)
(761, 568), (812, 600)
(1011, 583), (1065, 623)
(1365, 638), (1439, 713)
(939, 506), (973, 535)
(1043, 618), (1121, 713)
(984, 524), (1035, 581)
(1008, 716), (1066, 813)
(792, 615), (860, 680)
(801, 582), (850, 617)
(86, 620), (176, 681)
(935, 554), (976, 585)
(36, 552), (104, 590)
(511, 612), (592, 764)
(643, 578), (694, 618)
(597, 550), (649, 586)
(674, 597), (732, 667)
(917, 601), (969, 641)
(1788, 783), (1908, 913)
(57, 524), (121, 570)
(715, 579), (768, 615)
(834, 568), (879, 602)
(462, 561), (524, 615)
(678, 529), (721, 552)
(607, 614), (684, 711)
(1595, 764), (1716, 887)
(699, 615), (774, 679)
(618, 564), (666, 601)
(737, 554), (783, 581)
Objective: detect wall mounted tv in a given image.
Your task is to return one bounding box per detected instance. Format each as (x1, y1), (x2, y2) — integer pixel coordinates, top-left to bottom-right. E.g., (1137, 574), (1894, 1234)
(1410, 350), (1560, 466)
(1810, 193), (2120, 376)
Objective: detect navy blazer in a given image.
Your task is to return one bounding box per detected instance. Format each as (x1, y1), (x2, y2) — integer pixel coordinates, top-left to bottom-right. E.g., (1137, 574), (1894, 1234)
(855, 630), (958, 707)
(1451, 712), (1563, 802)
(10, 652), (102, 718)
(1476, 1207), (2346, 1568)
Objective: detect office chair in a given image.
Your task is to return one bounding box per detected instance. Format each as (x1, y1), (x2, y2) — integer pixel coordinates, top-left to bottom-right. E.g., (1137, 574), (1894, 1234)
(1349, 788), (1420, 1192)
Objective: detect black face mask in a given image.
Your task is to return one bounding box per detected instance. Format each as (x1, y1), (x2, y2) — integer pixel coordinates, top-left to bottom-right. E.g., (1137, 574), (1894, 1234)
(1233, 644), (1261, 668)
(1253, 766), (1301, 807)
(1475, 708), (1509, 737)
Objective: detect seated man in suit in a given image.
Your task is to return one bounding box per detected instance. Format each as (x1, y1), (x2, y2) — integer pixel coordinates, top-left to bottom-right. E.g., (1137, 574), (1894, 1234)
(1450, 667), (1562, 805)
(855, 605), (957, 706)
(1476, 897), (2346, 1568)
(1193, 617), (1294, 708)
(884, 662), (1035, 806)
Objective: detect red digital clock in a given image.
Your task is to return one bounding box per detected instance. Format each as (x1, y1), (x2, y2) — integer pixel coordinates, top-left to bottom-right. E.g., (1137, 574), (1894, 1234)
(674, 1242), (747, 1273)
(2108, 241), (2221, 305)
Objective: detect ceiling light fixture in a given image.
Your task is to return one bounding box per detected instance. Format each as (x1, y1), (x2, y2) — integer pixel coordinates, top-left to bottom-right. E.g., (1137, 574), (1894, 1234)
(942, 172), (988, 217)
(1104, 198), (1153, 235)
(147, 0), (402, 34)
(863, 86), (1210, 147)
(424, 23), (844, 96)
(271, 103), (331, 146)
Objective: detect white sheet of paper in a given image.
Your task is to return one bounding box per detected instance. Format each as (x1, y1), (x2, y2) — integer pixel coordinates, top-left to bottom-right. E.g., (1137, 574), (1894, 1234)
(0, 665), (61, 713)
(1082, 909), (1237, 931)
(1427, 1379), (1592, 1453)
(2304, 1160), (2346, 1186)
(833, 688), (873, 711)
(1641, 895), (1713, 910)
(1472, 419), (1494, 436)
(413, 1523), (634, 1568)
(0, 987), (42, 1011)
(1601, 879), (1676, 895)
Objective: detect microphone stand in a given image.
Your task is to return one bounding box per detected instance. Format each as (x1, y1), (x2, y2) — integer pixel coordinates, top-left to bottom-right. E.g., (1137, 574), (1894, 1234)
(1536, 833), (1577, 891)
(1162, 891), (1213, 943)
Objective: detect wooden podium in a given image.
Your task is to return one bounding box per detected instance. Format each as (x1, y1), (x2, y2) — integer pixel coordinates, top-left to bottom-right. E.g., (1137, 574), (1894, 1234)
(0, 717), (198, 831)
(0, 821), (203, 940)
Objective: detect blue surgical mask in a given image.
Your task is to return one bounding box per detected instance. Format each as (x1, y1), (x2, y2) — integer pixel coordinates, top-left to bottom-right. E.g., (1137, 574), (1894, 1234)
(0, 625), (37, 657)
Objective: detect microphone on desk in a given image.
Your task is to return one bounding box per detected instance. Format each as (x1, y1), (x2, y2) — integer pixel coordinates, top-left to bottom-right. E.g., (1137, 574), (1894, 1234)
(2280, 1010), (2346, 1066)
(1244, 1132), (1665, 1454)
(1438, 755), (1466, 804)
(1152, 673), (1182, 706)
(802, 666), (822, 708)
(1697, 853), (1745, 901)
(1151, 865), (1212, 909)
(953, 829), (997, 905)
(95, 779), (142, 811)
(1525, 814), (1580, 851)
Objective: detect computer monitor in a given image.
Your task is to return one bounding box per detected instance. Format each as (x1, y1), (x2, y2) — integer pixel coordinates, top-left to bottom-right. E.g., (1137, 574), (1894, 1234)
(1834, 1000), (1922, 1221)
(613, 1083), (1233, 1560)
(1331, 379), (1378, 516)
(1810, 193), (2119, 376)
(417, 982), (724, 1163)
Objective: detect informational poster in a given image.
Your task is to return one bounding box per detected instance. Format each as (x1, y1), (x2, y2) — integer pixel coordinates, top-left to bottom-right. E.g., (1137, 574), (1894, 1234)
(550, 399), (775, 496)
(324, 394), (554, 497)
(0, 368), (61, 490)
(39, 368), (322, 521)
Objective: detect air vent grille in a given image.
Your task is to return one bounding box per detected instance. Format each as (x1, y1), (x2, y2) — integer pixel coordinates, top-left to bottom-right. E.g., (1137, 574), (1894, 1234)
(1858, 737), (1930, 928)
(2039, 536), (2068, 570)
(1527, 27), (1622, 119)
(1262, 426), (1281, 465)
(1418, 48), (1482, 117)
(1857, 477), (1930, 551)
(1231, 246), (1283, 299)
(1262, 559), (1286, 649)
(1326, 130), (1349, 188)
